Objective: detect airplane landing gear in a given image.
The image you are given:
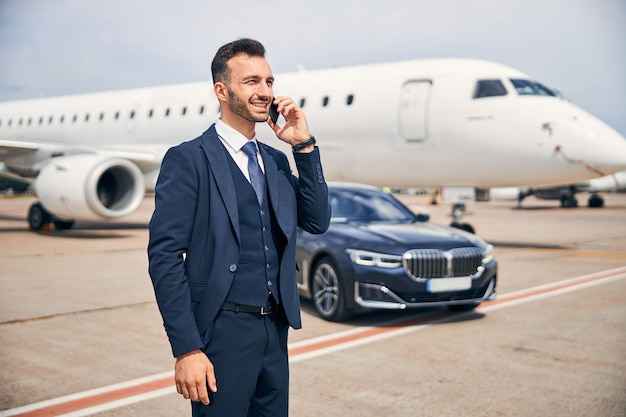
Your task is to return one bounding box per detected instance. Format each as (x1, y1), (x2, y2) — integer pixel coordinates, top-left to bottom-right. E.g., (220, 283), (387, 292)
(588, 193), (604, 208)
(449, 203), (475, 234)
(28, 203), (52, 231)
(559, 194), (578, 208)
(27, 202), (75, 231)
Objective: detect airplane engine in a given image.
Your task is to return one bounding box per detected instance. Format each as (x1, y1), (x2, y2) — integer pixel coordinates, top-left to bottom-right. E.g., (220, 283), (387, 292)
(32, 154), (145, 225)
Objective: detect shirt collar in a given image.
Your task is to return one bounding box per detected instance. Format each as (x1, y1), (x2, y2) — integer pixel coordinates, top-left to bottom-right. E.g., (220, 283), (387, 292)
(215, 119), (257, 152)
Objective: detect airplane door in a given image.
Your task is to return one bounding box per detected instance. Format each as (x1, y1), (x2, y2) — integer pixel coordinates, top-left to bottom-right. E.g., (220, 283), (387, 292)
(399, 80), (431, 141)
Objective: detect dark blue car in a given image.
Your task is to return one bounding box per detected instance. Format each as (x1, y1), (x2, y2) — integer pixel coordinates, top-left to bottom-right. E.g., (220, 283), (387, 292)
(296, 183), (497, 321)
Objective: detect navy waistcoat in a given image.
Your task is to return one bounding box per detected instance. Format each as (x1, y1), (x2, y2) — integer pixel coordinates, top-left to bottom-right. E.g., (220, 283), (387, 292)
(224, 148), (284, 306)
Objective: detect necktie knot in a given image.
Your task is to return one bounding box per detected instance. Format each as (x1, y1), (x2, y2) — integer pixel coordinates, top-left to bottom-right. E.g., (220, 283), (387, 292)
(242, 141), (258, 159)
(242, 141), (265, 205)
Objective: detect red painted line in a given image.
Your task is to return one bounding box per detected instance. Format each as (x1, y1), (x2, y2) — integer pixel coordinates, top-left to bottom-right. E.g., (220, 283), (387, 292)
(12, 377), (174, 417)
(4, 266), (625, 417)
(288, 309), (451, 357)
(480, 266), (626, 308)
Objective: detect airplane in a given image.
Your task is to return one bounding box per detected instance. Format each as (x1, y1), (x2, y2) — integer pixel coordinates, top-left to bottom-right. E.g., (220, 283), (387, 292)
(490, 170), (626, 208)
(1, 58), (626, 233)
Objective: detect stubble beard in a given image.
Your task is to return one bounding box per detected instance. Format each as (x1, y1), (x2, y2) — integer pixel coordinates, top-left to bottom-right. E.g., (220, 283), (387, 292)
(226, 88), (268, 123)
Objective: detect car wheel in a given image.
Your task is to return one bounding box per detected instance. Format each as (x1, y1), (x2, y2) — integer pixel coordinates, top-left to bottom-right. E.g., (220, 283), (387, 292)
(311, 256), (351, 321)
(447, 302), (480, 312)
(28, 203), (52, 231)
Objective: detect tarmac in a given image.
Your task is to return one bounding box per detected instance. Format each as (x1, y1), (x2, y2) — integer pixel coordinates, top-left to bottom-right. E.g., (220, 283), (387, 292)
(0, 192), (625, 417)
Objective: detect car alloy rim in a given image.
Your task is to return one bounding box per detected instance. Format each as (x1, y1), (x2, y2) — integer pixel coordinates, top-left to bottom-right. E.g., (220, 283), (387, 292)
(313, 262), (339, 316)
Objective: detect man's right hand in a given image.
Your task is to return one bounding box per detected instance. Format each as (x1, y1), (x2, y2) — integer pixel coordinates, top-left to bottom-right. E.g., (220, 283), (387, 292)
(174, 349), (217, 405)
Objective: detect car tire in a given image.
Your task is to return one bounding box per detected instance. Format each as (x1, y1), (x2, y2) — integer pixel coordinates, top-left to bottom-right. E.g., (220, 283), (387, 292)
(311, 256), (352, 322)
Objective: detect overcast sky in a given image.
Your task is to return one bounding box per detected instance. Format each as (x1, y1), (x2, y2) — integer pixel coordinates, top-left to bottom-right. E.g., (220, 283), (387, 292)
(0, 0), (624, 135)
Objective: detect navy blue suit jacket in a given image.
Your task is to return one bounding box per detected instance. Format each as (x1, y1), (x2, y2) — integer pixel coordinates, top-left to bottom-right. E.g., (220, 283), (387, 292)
(148, 125), (330, 357)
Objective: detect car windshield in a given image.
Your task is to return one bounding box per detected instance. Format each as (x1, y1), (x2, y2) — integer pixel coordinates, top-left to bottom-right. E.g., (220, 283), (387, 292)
(510, 79), (557, 96)
(329, 188), (416, 223)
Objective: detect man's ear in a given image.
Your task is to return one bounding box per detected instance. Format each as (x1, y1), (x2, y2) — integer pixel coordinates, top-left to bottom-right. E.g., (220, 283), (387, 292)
(214, 82), (228, 103)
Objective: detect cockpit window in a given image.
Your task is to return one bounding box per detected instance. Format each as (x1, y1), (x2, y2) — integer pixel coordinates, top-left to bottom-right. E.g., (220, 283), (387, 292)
(473, 79), (508, 99)
(510, 79), (557, 96)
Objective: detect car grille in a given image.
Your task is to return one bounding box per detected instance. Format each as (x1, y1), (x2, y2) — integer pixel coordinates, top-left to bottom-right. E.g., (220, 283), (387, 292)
(402, 247), (483, 280)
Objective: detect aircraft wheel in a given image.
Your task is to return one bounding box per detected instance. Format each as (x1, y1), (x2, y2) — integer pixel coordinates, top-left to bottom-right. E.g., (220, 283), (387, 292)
(28, 203), (52, 231)
(588, 195), (604, 208)
(450, 221), (475, 234)
(560, 195), (578, 208)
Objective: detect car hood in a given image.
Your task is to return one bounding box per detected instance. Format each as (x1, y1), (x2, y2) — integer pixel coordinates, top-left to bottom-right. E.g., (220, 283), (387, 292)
(328, 221), (488, 252)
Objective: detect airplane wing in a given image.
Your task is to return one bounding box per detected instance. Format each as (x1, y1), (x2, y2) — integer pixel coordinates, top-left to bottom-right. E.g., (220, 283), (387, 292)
(0, 139), (165, 175)
(0, 139), (168, 228)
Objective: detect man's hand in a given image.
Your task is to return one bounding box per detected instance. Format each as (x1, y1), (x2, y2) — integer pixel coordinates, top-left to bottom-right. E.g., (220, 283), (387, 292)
(267, 96), (311, 147)
(174, 350), (217, 405)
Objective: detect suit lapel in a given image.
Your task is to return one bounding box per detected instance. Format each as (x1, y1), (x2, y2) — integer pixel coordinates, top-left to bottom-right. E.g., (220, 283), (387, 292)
(200, 126), (241, 244)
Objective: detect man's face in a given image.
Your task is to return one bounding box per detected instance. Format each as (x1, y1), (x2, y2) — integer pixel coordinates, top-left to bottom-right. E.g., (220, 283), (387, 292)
(223, 54), (274, 123)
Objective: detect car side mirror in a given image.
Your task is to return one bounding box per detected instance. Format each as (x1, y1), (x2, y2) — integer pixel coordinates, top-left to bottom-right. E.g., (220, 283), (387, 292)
(414, 213), (430, 222)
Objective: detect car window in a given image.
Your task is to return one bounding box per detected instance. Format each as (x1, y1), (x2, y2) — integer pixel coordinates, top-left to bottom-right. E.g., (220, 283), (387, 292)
(330, 189), (414, 222)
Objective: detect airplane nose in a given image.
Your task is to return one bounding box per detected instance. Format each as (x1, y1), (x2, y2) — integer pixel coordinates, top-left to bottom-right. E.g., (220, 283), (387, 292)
(591, 126), (626, 175)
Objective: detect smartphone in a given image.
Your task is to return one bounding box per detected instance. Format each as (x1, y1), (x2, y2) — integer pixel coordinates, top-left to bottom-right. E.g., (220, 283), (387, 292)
(269, 98), (280, 124)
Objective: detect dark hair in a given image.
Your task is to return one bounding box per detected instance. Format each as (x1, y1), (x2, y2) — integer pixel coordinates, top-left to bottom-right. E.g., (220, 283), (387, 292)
(211, 38), (266, 84)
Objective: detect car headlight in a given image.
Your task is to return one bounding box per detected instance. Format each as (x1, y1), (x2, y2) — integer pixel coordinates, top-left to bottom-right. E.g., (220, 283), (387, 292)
(482, 244), (495, 264)
(346, 249), (403, 268)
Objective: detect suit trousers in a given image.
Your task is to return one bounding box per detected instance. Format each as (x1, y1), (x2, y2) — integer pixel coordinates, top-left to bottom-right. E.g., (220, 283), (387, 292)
(191, 305), (290, 417)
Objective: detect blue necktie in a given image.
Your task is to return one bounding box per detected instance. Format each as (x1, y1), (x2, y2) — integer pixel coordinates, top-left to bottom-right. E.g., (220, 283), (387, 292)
(242, 141), (266, 205)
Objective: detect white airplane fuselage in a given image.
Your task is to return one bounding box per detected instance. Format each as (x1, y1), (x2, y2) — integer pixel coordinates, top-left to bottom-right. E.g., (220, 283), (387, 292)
(1, 58), (625, 226)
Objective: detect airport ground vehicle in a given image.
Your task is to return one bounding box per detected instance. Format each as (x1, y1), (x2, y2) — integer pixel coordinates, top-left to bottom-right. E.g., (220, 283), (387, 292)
(296, 183), (497, 321)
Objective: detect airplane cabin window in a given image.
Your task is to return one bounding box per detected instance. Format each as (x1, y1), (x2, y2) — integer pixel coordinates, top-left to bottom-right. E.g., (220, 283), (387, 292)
(510, 79), (557, 96)
(299, 98), (306, 108)
(165, 108), (170, 117)
(48, 116), (53, 124)
(473, 80), (507, 99)
(115, 111), (120, 120)
(148, 109), (154, 118)
(182, 107), (187, 116)
(322, 96), (329, 107)
(129, 110), (135, 119)
(199, 105), (205, 115)
(85, 114), (90, 122)
(39, 117), (43, 125)
(60, 115), (65, 124)
(346, 94), (354, 105)
(99, 113), (105, 121)
(73, 114), (78, 123)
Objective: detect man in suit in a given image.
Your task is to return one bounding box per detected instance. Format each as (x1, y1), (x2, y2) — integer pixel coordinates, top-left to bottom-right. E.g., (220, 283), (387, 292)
(147, 38), (331, 417)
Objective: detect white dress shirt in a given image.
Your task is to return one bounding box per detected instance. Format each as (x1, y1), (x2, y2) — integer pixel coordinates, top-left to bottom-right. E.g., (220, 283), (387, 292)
(215, 119), (265, 183)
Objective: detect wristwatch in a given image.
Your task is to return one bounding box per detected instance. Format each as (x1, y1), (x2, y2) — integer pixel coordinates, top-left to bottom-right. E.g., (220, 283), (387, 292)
(292, 136), (316, 152)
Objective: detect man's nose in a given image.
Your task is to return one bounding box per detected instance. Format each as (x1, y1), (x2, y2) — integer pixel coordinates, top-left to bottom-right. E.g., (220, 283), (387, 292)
(257, 82), (272, 98)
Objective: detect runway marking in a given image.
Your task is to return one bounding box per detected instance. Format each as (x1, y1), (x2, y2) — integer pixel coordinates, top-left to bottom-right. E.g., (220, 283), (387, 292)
(1, 266), (625, 417)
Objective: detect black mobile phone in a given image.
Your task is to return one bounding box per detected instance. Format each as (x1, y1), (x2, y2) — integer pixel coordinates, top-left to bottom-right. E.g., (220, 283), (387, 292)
(269, 98), (279, 124)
